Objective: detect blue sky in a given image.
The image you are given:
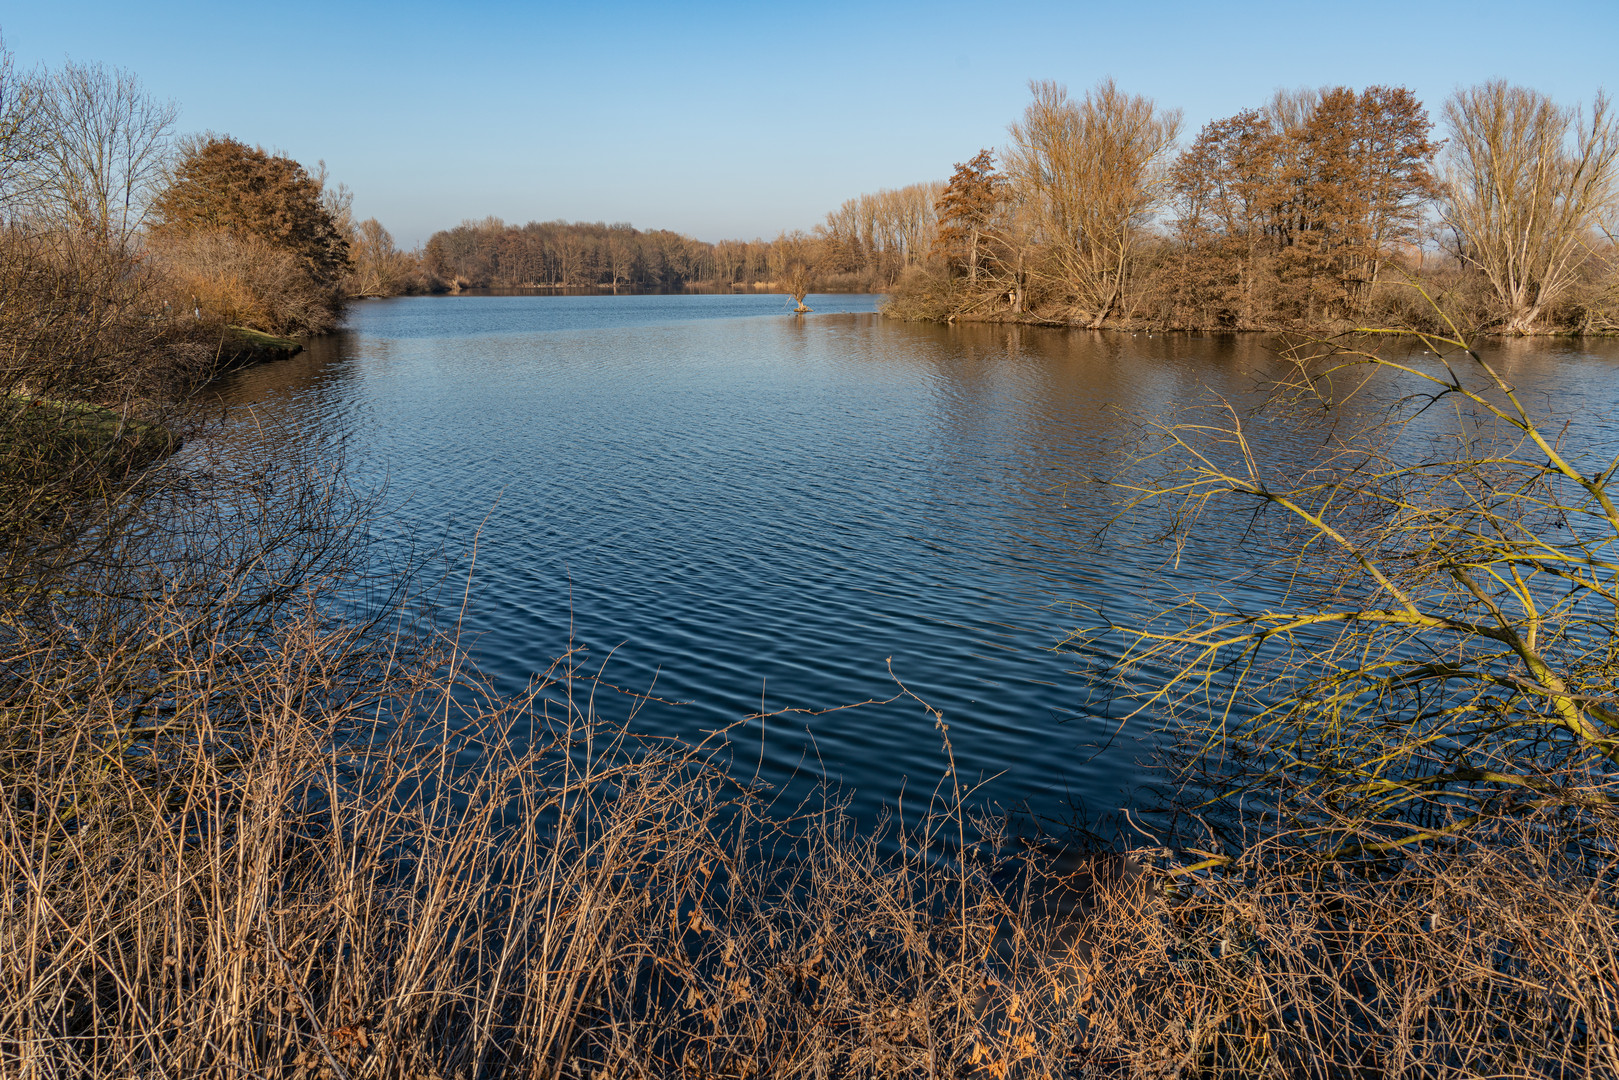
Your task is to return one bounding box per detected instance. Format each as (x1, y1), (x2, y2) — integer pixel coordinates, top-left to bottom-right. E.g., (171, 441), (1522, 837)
(6, 1), (1616, 247)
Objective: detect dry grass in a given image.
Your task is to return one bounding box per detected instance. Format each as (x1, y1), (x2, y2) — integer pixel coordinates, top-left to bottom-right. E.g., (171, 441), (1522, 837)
(14, 592), (1615, 1079)
(150, 228), (346, 338)
(0, 604), (1097, 1078)
(1073, 808), (1619, 1078)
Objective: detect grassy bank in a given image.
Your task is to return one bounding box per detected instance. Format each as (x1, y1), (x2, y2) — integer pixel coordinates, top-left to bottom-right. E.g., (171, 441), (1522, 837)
(1, 395), (179, 471)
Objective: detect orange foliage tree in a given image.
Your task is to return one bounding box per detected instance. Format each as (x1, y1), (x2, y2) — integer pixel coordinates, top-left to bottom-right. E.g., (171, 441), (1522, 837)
(151, 137), (350, 286)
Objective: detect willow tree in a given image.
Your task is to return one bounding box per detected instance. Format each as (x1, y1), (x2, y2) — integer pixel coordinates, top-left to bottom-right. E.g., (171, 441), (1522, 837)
(1005, 79), (1181, 327)
(1084, 304), (1619, 860)
(1441, 81), (1619, 334)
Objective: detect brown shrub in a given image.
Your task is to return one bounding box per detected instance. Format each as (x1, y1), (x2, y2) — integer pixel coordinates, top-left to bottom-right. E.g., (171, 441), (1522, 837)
(1075, 813), (1619, 1078)
(150, 135), (350, 287)
(0, 225), (214, 560)
(152, 227), (345, 336)
(0, 225), (212, 404)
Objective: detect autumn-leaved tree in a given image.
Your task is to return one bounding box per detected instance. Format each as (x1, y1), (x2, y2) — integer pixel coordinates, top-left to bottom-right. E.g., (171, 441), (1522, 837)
(149, 136), (351, 334)
(152, 136), (350, 285)
(1165, 86), (1436, 326)
(932, 149), (1003, 286)
(1166, 108), (1281, 326)
(1276, 86), (1437, 318)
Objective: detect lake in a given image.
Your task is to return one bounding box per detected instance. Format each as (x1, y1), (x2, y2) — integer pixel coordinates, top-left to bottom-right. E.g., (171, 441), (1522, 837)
(200, 294), (1619, 836)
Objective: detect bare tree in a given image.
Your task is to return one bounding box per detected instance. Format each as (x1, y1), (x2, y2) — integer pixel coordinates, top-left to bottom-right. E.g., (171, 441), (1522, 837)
(349, 217), (412, 297)
(0, 34), (44, 218)
(1440, 81), (1619, 334)
(768, 229), (820, 311)
(34, 59), (176, 246)
(1005, 78), (1182, 327)
(605, 223), (635, 291)
(784, 261), (814, 312)
(316, 160), (355, 240)
(1265, 85), (1324, 134)
(816, 183), (939, 286)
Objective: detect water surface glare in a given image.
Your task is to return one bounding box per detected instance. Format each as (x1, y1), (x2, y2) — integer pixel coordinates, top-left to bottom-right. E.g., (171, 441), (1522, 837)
(202, 294), (1619, 833)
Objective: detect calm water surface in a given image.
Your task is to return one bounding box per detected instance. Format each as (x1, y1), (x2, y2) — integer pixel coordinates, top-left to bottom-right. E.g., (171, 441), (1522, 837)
(200, 294), (1619, 832)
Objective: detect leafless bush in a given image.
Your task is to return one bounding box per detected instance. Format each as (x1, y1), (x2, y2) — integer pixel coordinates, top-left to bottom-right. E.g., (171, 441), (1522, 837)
(1565, 235), (1619, 332)
(1063, 295), (1619, 1074)
(1075, 807), (1619, 1078)
(1359, 265), (1499, 336)
(0, 225), (212, 404)
(0, 223), (216, 565)
(881, 266), (1000, 323)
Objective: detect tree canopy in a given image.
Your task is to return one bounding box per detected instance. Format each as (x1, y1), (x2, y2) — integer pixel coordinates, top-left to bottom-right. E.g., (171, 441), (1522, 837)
(151, 137), (349, 283)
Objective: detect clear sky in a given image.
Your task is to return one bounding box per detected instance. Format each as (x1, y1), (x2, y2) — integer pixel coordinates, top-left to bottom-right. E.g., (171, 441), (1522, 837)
(6, 1), (1616, 248)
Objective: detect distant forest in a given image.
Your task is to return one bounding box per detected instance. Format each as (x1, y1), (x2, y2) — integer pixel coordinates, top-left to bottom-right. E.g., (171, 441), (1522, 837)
(422, 182), (938, 294)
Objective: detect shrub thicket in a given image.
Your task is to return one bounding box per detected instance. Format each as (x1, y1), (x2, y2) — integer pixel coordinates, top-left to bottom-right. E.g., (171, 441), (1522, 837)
(147, 136), (352, 336)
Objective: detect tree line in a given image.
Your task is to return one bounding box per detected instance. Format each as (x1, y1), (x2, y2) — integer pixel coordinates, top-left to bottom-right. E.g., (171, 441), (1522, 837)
(423, 218), (753, 291)
(8, 24), (1613, 350)
(892, 78), (1619, 334)
(419, 183), (941, 295)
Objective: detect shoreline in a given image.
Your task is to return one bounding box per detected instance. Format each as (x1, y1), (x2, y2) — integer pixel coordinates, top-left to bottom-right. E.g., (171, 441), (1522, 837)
(881, 306), (1619, 338)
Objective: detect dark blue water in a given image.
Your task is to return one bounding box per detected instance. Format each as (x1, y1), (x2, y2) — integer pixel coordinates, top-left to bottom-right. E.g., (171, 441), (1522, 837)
(200, 294), (1619, 833)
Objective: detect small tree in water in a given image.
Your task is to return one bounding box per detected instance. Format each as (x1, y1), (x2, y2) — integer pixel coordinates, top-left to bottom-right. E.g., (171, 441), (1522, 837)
(785, 261), (813, 313)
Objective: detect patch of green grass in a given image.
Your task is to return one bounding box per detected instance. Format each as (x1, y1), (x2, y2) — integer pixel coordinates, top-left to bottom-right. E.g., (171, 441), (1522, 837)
(219, 325), (303, 371)
(226, 325), (300, 351)
(1, 395), (179, 478)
